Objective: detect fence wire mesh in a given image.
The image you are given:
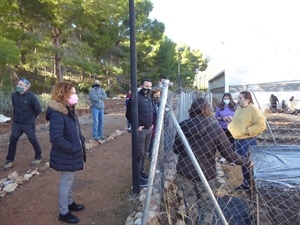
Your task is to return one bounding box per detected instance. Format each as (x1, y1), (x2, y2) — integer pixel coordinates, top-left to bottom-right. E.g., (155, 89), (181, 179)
(142, 87), (300, 225)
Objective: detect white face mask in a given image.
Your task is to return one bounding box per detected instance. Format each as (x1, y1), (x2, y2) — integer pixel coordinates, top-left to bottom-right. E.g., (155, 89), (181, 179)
(223, 99), (230, 105)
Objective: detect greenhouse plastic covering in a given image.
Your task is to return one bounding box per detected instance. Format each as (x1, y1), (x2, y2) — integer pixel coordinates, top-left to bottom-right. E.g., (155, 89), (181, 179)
(250, 145), (300, 224)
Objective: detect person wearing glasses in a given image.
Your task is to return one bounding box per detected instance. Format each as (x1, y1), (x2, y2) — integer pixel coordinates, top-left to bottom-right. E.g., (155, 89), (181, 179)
(3, 78), (43, 170)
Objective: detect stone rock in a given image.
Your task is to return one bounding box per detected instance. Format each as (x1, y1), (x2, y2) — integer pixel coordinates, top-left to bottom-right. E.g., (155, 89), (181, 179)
(23, 173), (33, 181)
(216, 170), (225, 177)
(0, 190), (5, 198)
(175, 219), (186, 225)
(125, 211), (136, 225)
(3, 182), (18, 193)
(0, 178), (8, 186)
(85, 142), (94, 149)
(133, 217), (142, 225)
(15, 176), (25, 185)
(8, 171), (19, 180)
(217, 178), (227, 184)
(3, 180), (14, 186)
(177, 200), (186, 215)
(216, 188), (229, 198)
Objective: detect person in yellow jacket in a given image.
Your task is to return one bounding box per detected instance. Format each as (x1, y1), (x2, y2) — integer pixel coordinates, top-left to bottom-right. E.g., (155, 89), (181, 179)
(228, 91), (266, 190)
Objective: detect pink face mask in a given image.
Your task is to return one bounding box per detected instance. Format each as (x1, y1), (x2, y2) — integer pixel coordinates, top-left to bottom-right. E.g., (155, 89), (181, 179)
(68, 94), (78, 105)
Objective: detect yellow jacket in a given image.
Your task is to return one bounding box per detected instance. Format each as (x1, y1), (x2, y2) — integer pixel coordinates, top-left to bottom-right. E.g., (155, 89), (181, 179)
(228, 104), (266, 139)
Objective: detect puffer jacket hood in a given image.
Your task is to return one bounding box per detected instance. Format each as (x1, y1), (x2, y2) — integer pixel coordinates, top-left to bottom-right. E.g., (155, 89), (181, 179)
(46, 100), (68, 120)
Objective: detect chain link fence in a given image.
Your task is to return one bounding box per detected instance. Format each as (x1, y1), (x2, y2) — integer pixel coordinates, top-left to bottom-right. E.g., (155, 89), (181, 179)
(140, 82), (300, 225)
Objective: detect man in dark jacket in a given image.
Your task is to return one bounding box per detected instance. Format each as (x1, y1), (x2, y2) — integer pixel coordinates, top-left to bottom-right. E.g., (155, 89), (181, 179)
(3, 78), (42, 170)
(126, 79), (153, 187)
(173, 98), (251, 225)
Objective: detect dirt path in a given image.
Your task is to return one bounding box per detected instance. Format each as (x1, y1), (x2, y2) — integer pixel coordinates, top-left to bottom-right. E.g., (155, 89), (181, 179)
(5, 100), (297, 225)
(0, 100), (135, 225)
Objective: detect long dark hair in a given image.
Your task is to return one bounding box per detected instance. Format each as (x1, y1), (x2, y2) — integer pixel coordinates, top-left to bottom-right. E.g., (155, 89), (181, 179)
(189, 98), (213, 118)
(217, 93), (237, 111)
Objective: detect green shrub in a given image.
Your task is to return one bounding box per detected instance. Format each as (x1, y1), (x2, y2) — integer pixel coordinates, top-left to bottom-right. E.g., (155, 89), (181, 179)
(38, 93), (51, 112)
(107, 84), (125, 98)
(77, 92), (90, 109)
(0, 91), (13, 115)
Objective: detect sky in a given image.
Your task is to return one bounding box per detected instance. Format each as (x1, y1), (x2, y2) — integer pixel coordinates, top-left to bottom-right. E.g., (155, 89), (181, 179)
(149, 0), (300, 84)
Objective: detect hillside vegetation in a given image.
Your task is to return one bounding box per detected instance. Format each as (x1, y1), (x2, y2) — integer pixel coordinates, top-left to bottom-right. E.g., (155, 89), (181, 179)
(0, 0), (208, 93)
(0, 67), (96, 114)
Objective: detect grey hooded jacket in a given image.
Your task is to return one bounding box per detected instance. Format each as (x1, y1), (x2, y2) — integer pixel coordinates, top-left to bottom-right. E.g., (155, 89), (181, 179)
(89, 85), (107, 109)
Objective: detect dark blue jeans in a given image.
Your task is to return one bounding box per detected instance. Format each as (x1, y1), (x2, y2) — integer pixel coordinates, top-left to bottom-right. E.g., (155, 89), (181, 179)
(6, 122), (42, 161)
(234, 137), (257, 187)
(91, 108), (104, 139)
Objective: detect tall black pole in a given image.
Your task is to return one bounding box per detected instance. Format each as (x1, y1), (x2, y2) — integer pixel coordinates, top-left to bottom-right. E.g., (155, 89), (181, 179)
(129, 0), (140, 194)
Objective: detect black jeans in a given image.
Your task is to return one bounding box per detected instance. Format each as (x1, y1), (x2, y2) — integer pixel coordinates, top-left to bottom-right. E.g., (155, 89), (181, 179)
(6, 122), (42, 161)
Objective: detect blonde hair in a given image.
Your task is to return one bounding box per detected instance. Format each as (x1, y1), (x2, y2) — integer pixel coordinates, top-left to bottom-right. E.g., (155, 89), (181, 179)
(51, 82), (74, 103)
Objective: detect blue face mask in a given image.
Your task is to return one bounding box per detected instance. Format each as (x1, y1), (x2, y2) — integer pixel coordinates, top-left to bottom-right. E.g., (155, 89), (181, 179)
(223, 99), (230, 105)
(16, 85), (25, 93)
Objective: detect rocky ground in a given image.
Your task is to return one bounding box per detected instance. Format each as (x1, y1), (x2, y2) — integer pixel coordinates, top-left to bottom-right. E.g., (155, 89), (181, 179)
(0, 98), (137, 225)
(1, 99), (299, 225)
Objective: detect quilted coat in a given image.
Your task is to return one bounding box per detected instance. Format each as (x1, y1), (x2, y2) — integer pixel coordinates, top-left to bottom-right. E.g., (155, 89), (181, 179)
(46, 100), (86, 171)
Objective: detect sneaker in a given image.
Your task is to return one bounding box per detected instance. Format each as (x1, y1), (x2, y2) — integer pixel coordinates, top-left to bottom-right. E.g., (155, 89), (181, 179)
(30, 158), (42, 166)
(234, 184), (250, 191)
(94, 137), (100, 141)
(140, 177), (148, 187)
(68, 202), (85, 211)
(141, 172), (149, 179)
(3, 161), (14, 170)
(99, 136), (106, 140)
(127, 127), (131, 133)
(58, 212), (79, 224)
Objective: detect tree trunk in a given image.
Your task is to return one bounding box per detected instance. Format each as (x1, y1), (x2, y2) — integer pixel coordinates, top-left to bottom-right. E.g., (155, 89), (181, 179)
(52, 27), (62, 82)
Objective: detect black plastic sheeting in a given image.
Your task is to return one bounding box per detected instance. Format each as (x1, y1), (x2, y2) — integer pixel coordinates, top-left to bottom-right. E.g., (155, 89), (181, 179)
(250, 145), (300, 225)
(212, 196), (254, 225)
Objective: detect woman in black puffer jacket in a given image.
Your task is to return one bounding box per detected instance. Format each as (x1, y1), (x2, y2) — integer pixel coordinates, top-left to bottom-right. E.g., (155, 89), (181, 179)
(46, 82), (86, 224)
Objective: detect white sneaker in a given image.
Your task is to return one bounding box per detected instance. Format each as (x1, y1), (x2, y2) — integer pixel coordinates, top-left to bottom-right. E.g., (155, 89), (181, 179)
(3, 161), (14, 170)
(31, 159), (42, 166)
